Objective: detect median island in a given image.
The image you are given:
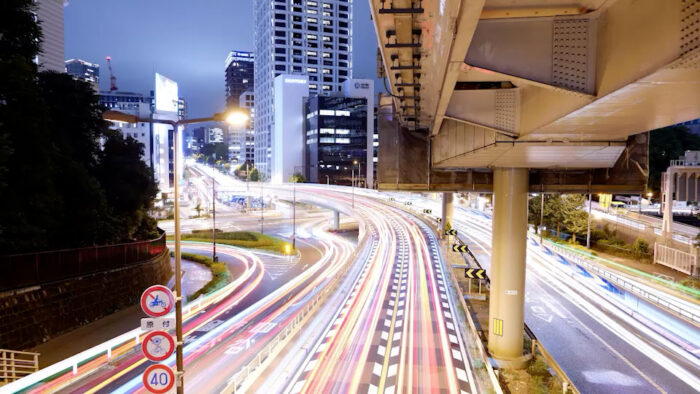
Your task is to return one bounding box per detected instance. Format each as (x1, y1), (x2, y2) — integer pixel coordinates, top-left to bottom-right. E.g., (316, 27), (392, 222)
(169, 230), (296, 255)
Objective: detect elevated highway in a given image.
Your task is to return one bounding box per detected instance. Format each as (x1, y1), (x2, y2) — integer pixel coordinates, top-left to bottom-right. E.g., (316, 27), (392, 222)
(371, 0), (700, 365)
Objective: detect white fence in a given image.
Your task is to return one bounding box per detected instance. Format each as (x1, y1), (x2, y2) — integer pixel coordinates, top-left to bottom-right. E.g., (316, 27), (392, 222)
(654, 243), (697, 276)
(0, 350), (39, 385)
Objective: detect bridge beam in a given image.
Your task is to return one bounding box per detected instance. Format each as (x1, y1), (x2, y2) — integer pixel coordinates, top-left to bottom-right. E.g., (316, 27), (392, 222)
(488, 168), (529, 365)
(441, 193), (454, 233)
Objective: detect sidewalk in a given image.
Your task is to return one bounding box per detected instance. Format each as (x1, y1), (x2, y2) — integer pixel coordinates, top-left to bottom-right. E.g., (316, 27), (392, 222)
(546, 239), (700, 303)
(29, 257), (211, 369)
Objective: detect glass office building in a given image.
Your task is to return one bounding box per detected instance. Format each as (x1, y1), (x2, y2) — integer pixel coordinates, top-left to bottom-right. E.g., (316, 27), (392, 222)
(304, 95), (368, 185)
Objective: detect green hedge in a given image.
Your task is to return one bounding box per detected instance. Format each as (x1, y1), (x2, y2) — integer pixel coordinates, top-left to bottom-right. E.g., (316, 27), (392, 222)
(180, 252), (230, 301)
(178, 231), (295, 255)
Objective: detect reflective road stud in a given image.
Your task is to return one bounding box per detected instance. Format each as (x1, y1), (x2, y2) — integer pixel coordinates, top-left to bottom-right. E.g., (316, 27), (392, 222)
(143, 364), (175, 393)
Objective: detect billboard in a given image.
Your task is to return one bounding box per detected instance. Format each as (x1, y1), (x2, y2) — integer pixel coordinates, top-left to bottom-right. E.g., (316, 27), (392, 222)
(155, 73), (179, 114)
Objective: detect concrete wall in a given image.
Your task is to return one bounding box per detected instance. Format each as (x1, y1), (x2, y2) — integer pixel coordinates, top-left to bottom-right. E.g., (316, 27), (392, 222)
(0, 250), (171, 350)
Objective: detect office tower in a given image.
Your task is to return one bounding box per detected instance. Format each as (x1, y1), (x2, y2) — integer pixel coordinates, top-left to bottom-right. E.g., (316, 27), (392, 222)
(225, 51), (255, 108)
(65, 59), (99, 91)
(99, 91), (153, 167)
(303, 79), (374, 186)
(254, 0), (353, 179)
(34, 0), (66, 72)
(229, 90), (255, 164)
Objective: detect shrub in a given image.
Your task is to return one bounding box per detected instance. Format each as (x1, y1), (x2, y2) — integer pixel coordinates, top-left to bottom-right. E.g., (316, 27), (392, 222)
(632, 238), (650, 257)
(181, 252), (230, 301)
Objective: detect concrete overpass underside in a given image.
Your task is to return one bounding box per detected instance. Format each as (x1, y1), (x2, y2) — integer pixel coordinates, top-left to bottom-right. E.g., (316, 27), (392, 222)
(373, 0), (700, 193)
(371, 0), (700, 366)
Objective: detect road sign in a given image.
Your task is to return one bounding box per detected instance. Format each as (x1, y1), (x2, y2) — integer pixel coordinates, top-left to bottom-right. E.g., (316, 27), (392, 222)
(404, 201), (412, 206)
(464, 268), (486, 279)
(423, 208), (432, 214)
(452, 244), (468, 253)
(141, 317), (176, 331)
(142, 330), (175, 361)
(445, 229), (457, 236)
(436, 217), (442, 223)
(143, 364), (175, 393)
(389, 197), (395, 201)
(141, 285), (175, 317)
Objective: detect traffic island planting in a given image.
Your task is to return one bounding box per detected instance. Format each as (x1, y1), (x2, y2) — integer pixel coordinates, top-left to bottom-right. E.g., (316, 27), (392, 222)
(179, 252), (230, 302)
(170, 231), (296, 255)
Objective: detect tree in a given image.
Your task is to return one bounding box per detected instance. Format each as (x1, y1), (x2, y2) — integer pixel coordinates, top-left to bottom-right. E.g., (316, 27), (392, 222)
(194, 202), (202, 217)
(0, 0), (158, 252)
(289, 172), (306, 183)
(97, 130), (159, 240)
(249, 167), (260, 182)
(528, 195), (543, 234)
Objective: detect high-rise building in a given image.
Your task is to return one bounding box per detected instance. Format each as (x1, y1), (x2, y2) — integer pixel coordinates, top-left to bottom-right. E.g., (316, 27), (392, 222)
(225, 51), (254, 109)
(99, 91), (153, 167)
(229, 89), (255, 165)
(34, 0), (66, 72)
(303, 79), (374, 186)
(254, 0), (353, 179)
(65, 59), (99, 91)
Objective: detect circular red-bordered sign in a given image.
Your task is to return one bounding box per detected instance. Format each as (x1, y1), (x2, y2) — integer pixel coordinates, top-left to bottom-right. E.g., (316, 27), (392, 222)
(141, 285), (175, 317)
(142, 364), (175, 393)
(142, 330), (175, 362)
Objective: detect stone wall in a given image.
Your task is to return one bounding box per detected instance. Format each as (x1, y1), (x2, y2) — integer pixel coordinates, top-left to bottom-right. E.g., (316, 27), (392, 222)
(0, 249), (171, 350)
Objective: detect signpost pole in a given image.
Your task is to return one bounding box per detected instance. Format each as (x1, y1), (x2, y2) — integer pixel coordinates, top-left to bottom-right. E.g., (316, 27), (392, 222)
(213, 175), (217, 262)
(173, 124), (184, 394)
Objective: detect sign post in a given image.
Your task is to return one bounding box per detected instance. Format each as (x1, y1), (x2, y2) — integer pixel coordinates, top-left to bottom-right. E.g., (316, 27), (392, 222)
(140, 285), (177, 393)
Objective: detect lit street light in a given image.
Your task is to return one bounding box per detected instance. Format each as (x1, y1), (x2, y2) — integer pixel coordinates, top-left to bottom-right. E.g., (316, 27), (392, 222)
(103, 107), (248, 394)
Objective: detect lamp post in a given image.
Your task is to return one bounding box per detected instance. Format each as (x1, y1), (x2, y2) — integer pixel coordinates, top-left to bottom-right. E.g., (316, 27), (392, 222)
(351, 165), (355, 208)
(103, 108), (248, 393)
(212, 175), (217, 262)
(291, 165), (304, 249)
(325, 175), (330, 185)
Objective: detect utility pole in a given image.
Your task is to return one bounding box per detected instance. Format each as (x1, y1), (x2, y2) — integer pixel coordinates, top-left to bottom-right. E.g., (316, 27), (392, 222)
(351, 167), (355, 208)
(586, 193), (592, 248)
(260, 175), (264, 234)
(212, 175), (217, 262)
(172, 125), (184, 394)
(539, 193), (545, 242)
(293, 179), (296, 248)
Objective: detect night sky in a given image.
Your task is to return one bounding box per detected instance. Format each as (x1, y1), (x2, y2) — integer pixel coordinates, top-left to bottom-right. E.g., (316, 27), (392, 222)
(64, 0), (381, 118)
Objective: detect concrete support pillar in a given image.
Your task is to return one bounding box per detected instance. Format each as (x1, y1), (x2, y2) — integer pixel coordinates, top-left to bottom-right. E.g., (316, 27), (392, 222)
(333, 210), (340, 231)
(441, 192), (454, 233)
(488, 168), (529, 364)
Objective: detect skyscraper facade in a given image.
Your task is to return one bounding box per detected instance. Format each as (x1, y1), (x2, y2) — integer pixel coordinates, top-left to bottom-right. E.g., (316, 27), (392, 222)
(254, 0), (353, 179)
(65, 59), (99, 91)
(225, 51), (255, 109)
(34, 0), (65, 72)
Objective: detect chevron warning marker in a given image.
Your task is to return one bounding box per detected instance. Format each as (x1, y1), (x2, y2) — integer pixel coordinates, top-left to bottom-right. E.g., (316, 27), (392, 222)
(452, 244), (468, 253)
(464, 268), (486, 279)
(423, 208), (432, 214)
(436, 217), (442, 223)
(445, 229), (457, 236)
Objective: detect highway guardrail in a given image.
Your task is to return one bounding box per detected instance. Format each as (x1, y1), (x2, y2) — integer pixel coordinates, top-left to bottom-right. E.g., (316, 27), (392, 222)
(542, 239), (700, 324)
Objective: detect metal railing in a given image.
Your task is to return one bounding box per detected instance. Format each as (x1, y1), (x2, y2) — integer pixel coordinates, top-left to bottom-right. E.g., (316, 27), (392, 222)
(523, 327), (579, 394)
(544, 240), (700, 324)
(0, 350), (39, 385)
(0, 231), (166, 292)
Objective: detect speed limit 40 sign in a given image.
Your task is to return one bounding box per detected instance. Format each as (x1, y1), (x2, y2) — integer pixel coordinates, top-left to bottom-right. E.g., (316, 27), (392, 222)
(143, 364), (175, 393)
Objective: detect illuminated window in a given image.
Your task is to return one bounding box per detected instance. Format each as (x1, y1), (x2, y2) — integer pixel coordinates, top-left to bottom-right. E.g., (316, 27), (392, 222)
(320, 128), (335, 134)
(335, 129), (349, 135)
(320, 137), (335, 143)
(319, 109), (335, 116)
(335, 110), (350, 116)
(336, 138), (350, 144)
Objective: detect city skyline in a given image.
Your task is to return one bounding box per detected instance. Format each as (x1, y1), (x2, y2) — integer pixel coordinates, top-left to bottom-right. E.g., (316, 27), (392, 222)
(64, 0), (381, 118)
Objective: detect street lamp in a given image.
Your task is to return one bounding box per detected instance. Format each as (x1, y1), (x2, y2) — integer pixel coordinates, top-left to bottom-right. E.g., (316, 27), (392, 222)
(103, 108), (248, 394)
(352, 160), (358, 208)
(292, 165), (304, 249)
